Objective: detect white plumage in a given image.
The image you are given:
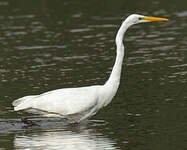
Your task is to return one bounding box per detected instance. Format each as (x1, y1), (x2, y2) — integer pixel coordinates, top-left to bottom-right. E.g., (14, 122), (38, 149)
(12, 14), (168, 123)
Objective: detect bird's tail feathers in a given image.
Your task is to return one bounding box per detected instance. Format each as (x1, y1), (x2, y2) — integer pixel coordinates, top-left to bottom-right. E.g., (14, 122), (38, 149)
(12, 95), (38, 111)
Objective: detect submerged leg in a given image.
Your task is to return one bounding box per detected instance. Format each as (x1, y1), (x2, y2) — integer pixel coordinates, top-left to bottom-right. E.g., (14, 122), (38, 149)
(21, 117), (38, 126)
(21, 114), (63, 126)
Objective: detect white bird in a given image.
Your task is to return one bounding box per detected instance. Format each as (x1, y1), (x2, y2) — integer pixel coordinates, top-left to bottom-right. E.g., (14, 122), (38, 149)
(12, 14), (168, 124)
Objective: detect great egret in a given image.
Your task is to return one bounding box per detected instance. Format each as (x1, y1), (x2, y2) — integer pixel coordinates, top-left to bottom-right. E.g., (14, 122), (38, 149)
(12, 14), (168, 125)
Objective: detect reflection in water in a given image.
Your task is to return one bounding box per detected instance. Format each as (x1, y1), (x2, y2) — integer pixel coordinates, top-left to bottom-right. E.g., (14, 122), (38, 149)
(14, 124), (119, 150)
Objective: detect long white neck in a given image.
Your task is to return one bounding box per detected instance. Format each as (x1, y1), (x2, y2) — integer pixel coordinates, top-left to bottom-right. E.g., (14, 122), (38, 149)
(105, 21), (130, 87)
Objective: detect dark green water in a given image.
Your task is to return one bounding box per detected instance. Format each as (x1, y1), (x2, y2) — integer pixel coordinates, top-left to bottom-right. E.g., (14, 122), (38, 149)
(0, 0), (187, 149)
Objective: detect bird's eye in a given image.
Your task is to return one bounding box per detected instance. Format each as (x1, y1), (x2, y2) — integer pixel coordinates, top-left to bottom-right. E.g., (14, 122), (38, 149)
(138, 17), (142, 20)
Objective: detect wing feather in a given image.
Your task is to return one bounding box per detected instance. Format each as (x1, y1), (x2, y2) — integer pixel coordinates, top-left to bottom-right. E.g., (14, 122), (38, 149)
(14, 85), (101, 117)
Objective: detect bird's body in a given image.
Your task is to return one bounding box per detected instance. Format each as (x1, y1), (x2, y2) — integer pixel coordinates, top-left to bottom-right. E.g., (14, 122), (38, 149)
(12, 14), (168, 123)
(13, 84), (118, 122)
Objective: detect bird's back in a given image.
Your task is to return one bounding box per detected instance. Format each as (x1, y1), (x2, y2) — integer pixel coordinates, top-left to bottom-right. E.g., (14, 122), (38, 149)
(13, 85), (103, 121)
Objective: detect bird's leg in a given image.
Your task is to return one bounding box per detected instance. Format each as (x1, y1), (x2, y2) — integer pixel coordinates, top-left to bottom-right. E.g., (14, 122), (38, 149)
(21, 116), (39, 126)
(21, 114), (62, 126)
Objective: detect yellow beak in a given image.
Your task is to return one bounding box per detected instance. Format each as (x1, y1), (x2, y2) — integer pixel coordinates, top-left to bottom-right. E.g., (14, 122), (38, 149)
(143, 16), (168, 21)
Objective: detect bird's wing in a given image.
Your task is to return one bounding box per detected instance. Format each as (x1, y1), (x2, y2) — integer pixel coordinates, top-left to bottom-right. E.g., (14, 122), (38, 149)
(14, 85), (101, 116)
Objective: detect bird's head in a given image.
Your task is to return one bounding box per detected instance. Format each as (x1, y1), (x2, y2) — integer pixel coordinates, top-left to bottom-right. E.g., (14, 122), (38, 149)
(124, 14), (168, 26)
